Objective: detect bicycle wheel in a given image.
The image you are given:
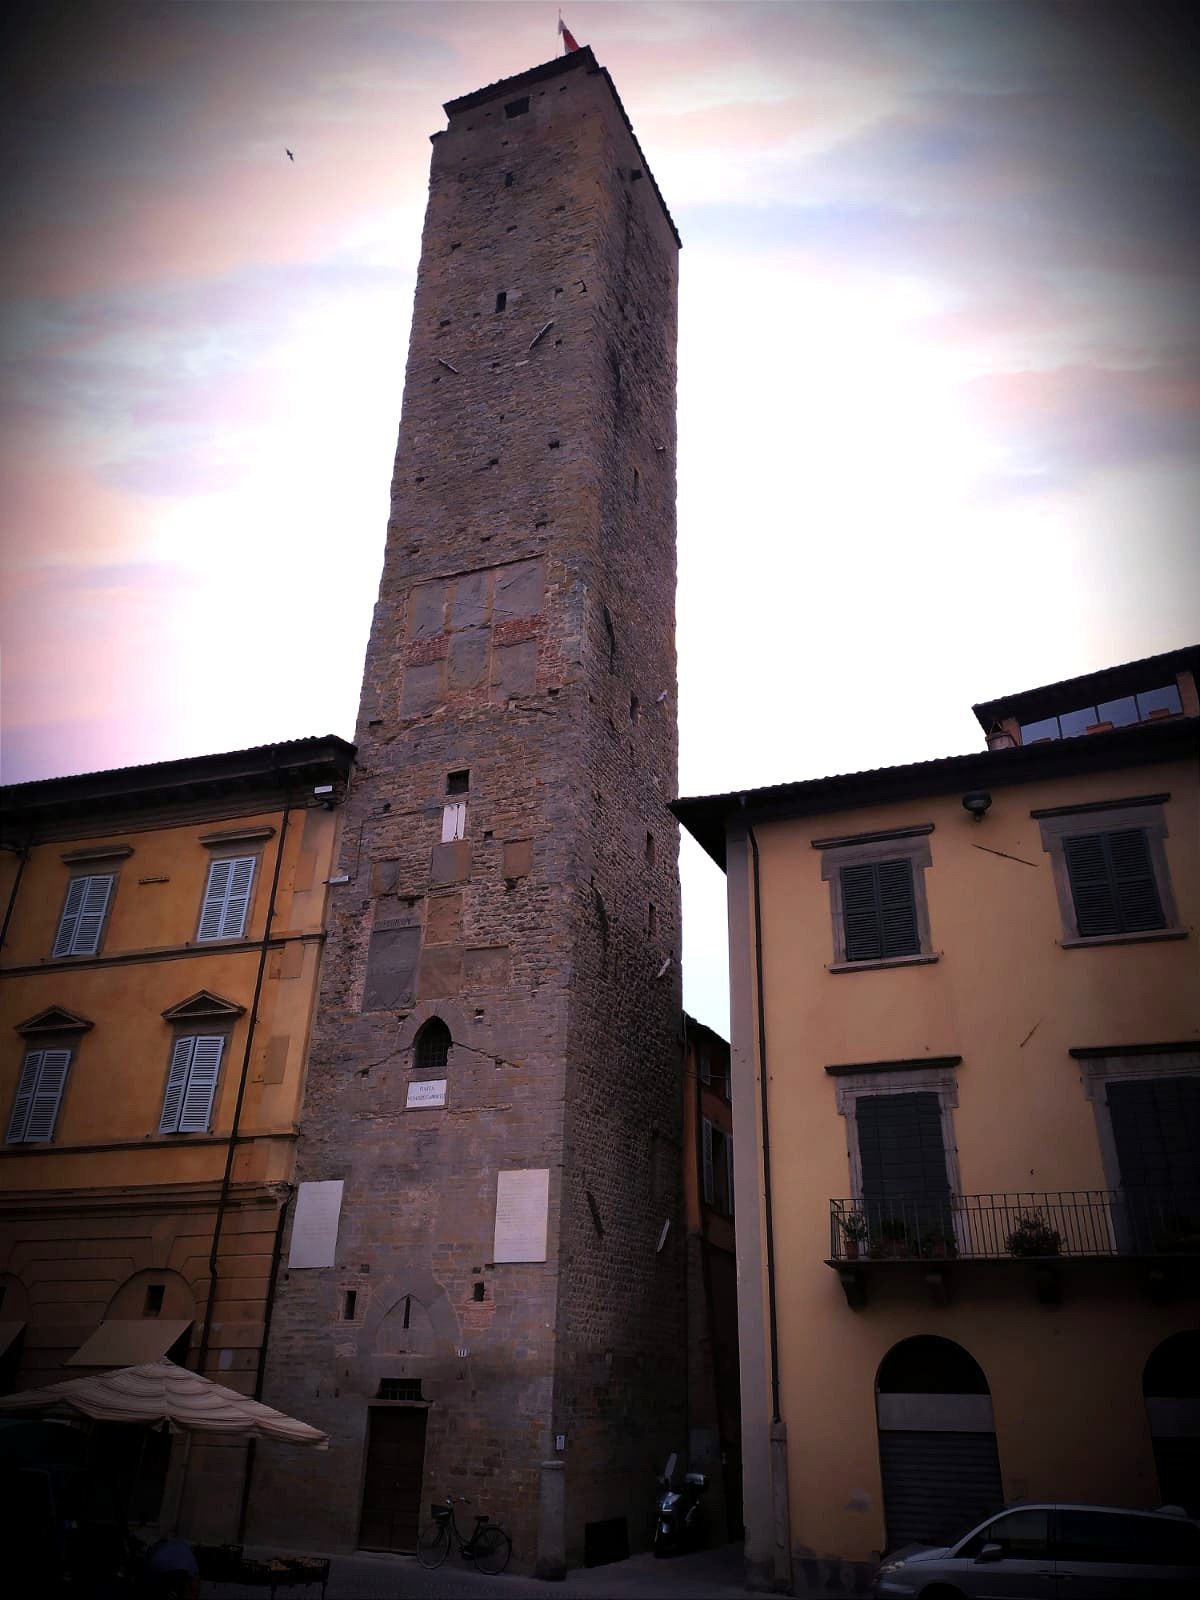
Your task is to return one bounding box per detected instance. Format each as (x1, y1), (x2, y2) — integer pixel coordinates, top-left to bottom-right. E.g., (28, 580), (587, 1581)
(416, 1520), (451, 1570)
(471, 1524), (512, 1575)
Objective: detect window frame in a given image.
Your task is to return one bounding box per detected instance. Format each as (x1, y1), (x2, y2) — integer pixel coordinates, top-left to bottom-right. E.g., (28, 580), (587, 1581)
(815, 825), (937, 972)
(51, 872), (118, 959)
(1074, 1048), (1200, 1247)
(1035, 797), (1181, 947)
(157, 1033), (227, 1135)
(833, 1063), (963, 1215)
(7, 1046), (74, 1144)
(195, 853), (259, 943)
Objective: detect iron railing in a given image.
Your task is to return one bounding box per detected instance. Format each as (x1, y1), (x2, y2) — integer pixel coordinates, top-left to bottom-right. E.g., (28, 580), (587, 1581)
(829, 1191), (1200, 1262)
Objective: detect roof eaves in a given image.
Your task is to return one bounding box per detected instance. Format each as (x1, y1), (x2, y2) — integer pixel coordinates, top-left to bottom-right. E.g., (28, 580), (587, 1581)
(673, 716), (1198, 869)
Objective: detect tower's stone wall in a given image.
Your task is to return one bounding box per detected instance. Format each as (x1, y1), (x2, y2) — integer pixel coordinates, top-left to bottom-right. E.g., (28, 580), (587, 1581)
(252, 48), (682, 1570)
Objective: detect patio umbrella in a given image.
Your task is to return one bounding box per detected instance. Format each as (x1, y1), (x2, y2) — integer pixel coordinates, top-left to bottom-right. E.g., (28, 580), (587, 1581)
(0, 1359), (328, 1448)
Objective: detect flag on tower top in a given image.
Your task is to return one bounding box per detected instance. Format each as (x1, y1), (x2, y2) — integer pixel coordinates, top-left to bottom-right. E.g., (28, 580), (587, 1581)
(558, 15), (581, 53)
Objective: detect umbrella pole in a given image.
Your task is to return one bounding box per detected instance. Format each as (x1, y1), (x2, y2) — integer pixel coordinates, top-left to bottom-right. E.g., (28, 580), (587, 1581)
(161, 1429), (193, 1537)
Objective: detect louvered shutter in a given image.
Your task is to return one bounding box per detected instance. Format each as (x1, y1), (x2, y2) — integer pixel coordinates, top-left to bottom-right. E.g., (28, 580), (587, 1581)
(178, 1036), (224, 1132)
(702, 1117), (715, 1205)
(1107, 829), (1164, 931)
(72, 874), (115, 955)
(725, 1137), (735, 1216)
(218, 857), (256, 938)
(7, 1051), (43, 1143)
(52, 878), (89, 957)
(1065, 828), (1164, 936)
(877, 860), (920, 956)
(158, 1037), (195, 1133)
(1064, 833), (1118, 935)
(198, 860), (234, 940)
(22, 1049), (72, 1142)
(841, 860), (920, 962)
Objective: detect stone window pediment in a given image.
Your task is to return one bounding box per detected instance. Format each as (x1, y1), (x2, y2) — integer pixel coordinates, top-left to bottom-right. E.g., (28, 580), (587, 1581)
(161, 990), (246, 1023)
(15, 1005), (94, 1036)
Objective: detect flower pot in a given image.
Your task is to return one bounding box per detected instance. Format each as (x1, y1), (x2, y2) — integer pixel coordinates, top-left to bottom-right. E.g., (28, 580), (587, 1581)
(843, 1240), (859, 1261)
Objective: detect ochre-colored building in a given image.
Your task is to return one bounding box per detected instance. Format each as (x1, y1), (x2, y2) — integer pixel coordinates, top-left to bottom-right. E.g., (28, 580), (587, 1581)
(682, 1014), (742, 1541)
(0, 737), (352, 1538)
(675, 645), (1199, 1594)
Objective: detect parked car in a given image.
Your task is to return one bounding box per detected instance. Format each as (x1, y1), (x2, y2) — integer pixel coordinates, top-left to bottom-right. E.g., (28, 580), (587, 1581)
(872, 1501), (1200, 1598)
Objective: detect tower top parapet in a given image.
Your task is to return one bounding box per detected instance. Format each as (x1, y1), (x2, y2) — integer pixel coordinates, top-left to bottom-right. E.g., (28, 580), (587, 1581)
(438, 45), (680, 249)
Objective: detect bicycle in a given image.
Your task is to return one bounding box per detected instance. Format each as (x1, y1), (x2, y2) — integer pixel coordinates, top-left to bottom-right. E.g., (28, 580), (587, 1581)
(415, 1496), (512, 1575)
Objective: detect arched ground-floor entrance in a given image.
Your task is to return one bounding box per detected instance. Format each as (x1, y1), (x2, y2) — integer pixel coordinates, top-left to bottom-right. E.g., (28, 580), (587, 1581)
(876, 1335), (1003, 1553)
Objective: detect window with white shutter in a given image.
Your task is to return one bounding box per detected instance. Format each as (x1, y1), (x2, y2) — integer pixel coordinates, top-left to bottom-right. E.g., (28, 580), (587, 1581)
(158, 1036), (225, 1133)
(7, 1049), (73, 1143)
(52, 875), (116, 958)
(441, 802), (467, 843)
(197, 856), (256, 941)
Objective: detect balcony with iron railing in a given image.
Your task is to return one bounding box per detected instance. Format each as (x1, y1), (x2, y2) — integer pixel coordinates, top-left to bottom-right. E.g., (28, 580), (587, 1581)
(828, 1191), (1200, 1306)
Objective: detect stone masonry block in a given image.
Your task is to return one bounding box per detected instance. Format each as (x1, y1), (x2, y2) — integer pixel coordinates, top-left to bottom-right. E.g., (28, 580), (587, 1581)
(448, 628), (490, 690)
(417, 942), (463, 1000)
(409, 580), (447, 639)
(463, 946), (512, 987)
(430, 840), (472, 886)
(494, 558), (545, 620)
(450, 570), (491, 630)
(502, 839), (533, 879)
(425, 891), (462, 944)
(402, 661), (444, 715)
(492, 640), (538, 698)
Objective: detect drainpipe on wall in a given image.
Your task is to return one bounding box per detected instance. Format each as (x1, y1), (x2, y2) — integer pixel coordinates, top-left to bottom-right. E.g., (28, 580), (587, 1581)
(235, 1185), (292, 1544)
(0, 842), (29, 953)
(196, 794), (293, 1380)
(745, 815), (792, 1594)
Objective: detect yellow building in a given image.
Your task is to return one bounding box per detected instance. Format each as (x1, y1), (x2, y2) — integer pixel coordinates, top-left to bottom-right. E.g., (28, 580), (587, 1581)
(0, 736), (352, 1539)
(674, 646), (1199, 1593)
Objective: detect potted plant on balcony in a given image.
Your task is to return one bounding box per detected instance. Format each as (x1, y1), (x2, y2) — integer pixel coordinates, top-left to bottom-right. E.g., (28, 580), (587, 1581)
(838, 1212), (868, 1260)
(919, 1228), (957, 1260)
(872, 1218), (916, 1259)
(1005, 1211), (1062, 1258)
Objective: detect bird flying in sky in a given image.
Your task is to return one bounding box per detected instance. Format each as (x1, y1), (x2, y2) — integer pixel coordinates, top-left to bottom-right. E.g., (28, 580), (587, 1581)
(285, 148), (294, 161)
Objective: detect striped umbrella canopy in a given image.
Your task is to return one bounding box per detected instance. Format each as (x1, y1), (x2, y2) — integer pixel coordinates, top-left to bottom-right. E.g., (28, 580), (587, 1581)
(0, 1360), (328, 1448)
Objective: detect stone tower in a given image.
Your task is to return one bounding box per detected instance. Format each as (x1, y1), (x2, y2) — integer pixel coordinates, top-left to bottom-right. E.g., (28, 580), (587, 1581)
(252, 48), (683, 1573)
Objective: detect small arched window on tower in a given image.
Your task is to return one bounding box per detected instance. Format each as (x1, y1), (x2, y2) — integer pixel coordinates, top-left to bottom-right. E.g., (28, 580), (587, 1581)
(414, 1017), (451, 1073)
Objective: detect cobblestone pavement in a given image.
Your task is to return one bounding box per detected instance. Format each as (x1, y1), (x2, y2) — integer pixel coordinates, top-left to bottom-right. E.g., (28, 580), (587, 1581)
(202, 1541), (748, 1600)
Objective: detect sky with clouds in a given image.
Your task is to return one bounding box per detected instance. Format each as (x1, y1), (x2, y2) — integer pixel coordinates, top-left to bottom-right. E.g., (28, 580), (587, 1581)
(2, 1), (1197, 1033)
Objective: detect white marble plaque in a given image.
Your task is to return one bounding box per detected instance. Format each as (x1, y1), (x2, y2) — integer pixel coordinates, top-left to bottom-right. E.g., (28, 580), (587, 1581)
(407, 1078), (447, 1109)
(493, 1168), (550, 1263)
(288, 1179), (344, 1269)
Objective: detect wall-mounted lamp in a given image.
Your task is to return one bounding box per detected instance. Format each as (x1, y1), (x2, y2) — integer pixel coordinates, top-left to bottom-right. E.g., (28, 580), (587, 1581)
(962, 791), (993, 822)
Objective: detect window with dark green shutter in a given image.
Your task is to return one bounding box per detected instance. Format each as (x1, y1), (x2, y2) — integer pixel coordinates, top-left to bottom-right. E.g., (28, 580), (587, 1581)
(840, 859), (920, 962)
(1063, 827), (1165, 937)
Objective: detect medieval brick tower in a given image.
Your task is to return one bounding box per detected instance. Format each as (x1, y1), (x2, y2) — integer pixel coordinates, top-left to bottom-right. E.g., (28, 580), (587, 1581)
(251, 48), (683, 1573)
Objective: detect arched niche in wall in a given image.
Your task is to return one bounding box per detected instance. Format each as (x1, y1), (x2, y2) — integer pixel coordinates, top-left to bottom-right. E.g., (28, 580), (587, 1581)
(1144, 1330), (1200, 1515)
(875, 1336), (1003, 1553)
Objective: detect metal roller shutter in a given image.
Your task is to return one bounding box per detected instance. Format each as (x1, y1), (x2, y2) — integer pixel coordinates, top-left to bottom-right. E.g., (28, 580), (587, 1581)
(879, 1430), (1004, 1552)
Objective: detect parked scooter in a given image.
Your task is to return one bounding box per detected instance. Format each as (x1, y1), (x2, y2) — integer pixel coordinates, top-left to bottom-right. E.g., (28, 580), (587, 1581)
(652, 1452), (709, 1557)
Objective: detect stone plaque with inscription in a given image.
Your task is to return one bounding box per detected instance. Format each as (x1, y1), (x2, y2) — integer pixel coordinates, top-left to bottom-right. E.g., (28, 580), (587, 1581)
(493, 1168), (550, 1263)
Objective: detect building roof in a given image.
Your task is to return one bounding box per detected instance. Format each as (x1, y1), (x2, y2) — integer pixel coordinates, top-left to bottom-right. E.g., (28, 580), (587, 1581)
(1, 736), (355, 829)
(971, 643), (1199, 732)
(672, 715), (1198, 869)
(441, 47), (680, 249)
(684, 1011), (729, 1048)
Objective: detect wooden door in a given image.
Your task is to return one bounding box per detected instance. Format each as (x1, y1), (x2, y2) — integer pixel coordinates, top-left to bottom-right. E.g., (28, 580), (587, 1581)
(358, 1407), (428, 1552)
